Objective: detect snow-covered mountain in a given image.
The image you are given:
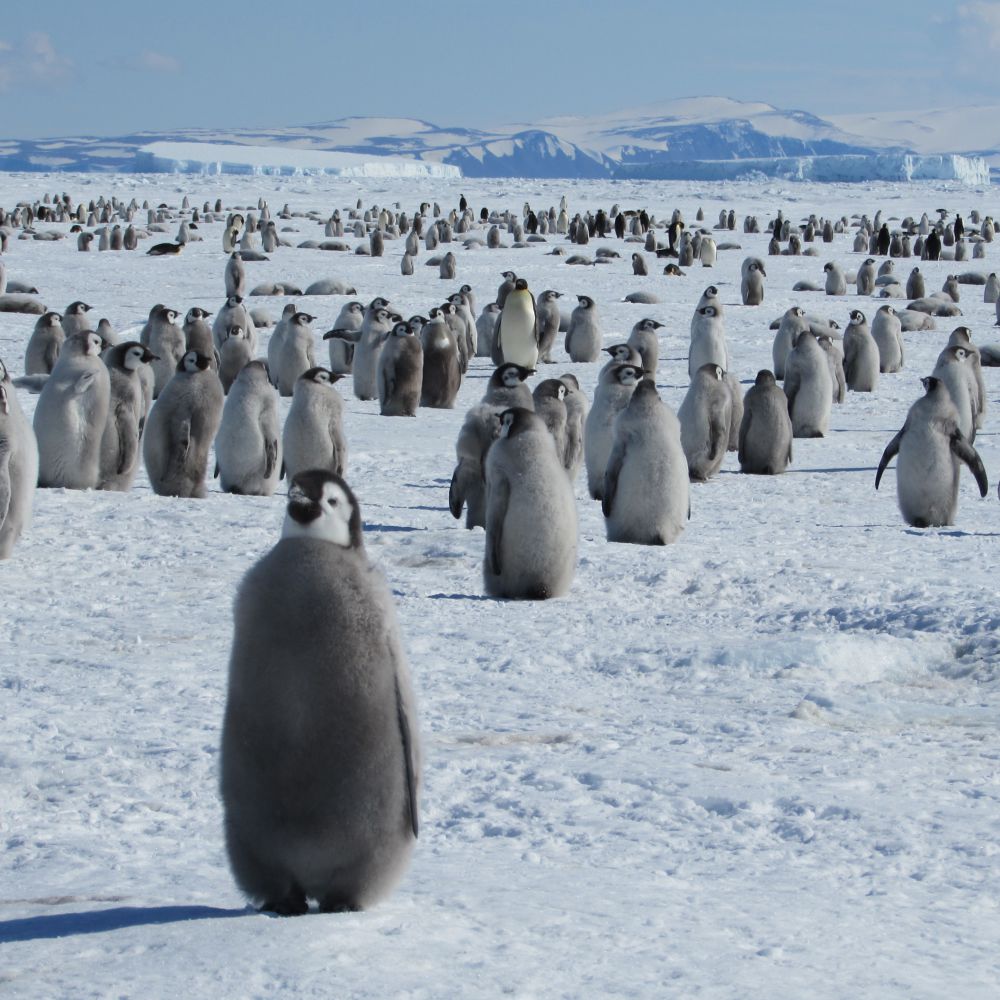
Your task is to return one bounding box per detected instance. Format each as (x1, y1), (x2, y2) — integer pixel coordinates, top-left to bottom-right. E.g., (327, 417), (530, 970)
(0, 97), (991, 183)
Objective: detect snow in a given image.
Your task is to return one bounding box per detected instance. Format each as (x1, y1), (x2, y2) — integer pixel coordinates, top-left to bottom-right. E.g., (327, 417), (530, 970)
(0, 172), (998, 998)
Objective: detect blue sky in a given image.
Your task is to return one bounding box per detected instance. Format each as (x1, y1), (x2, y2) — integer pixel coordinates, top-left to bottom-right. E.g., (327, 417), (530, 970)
(1, 0), (997, 138)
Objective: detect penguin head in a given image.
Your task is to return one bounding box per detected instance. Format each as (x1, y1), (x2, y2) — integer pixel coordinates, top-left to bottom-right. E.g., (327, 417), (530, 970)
(292, 312), (315, 326)
(879, 305), (895, 316)
(283, 470), (362, 548)
(605, 344), (635, 363)
(614, 365), (643, 387)
(301, 366), (341, 385)
(698, 305), (717, 318)
(754, 369), (777, 387)
(162, 308), (180, 325)
(559, 373), (580, 392)
(227, 294), (244, 307)
(535, 378), (567, 401)
(698, 363), (724, 381)
(42, 311), (63, 328)
(514, 278), (529, 292)
(391, 322), (413, 338)
(631, 377), (659, 401)
(849, 310), (865, 325)
(186, 307), (211, 322)
(921, 376), (940, 393)
(67, 301), (91, 315)
(576, 295), (593, 308)
(75, 331), (103, 357)
(636, 318), (663, 332)
(368, 296), (390, 311)
(178, 350), (211, 373)
(494, 363), (533, 387)
(407, 316), (427, 334)
(501, 270), (517, 282)
(497, 407), (538, 440)
(122, 343), (158, 370)
(226, 325), (247, 341)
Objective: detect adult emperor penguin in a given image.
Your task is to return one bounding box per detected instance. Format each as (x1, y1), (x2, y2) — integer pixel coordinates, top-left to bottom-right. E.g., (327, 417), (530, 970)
(483, 408), (577, 600)
(843, 310), (880, 392)
(34, 331), (111, 489)
(220, 470), (420, 914)
(142, 305), (186, 398)
(214, 360), (281, 496)
(871, 304), (904, 373)
(626, 318), (663, 376)
(496, 278), (539, 369)
(535, 289), (562, 363)
(378, 322), (424, 417)
(783, 331), (833, 437)
(738, 370), (793, 475)
(98, 341), (156, 492)
(24, 312), (65, 375)
(875, 376), (988, 527)
(678, 363), (732, 481)
(0, 358), (39, 558)
(585, 363), (643, 500)
(602, 378), (688, 545)
(564, 295), (603, 363)
(142, 350), (224, 498)
(353, 299), (394, 401)
(282, 367), (347, 481)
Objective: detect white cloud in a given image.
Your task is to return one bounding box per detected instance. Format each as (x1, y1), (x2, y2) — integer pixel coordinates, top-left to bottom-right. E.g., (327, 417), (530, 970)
(133, 50), (181, 73)
(0, 31), (72, 91)
(958, 1), (1000, 49)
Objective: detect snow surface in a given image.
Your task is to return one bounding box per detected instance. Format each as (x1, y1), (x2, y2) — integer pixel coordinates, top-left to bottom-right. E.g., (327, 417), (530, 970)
(1, 172), (999, 998)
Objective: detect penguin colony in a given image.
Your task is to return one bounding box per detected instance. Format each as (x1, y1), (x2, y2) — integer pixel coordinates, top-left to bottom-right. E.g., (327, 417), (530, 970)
(1, 185), (998, 915)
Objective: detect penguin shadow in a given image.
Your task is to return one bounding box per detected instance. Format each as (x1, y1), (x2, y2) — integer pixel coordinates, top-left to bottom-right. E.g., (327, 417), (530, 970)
(428, 592), (494, 601)
(362, 521), (426, 533)
(904, 528), (1000, 539)
(0, 904), (250, 943)
(785, 465), (879, 474)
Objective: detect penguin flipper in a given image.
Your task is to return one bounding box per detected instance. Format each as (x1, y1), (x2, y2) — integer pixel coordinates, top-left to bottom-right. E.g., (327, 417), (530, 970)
(72, 371), (97, 395)
(117, 407), (138, 475)
(0, 444), (11, 526)
(602, 443), (625, 518)
(448, 464), (464, 519)
(875, 427), (904, 490)
(485, 476), (510, 576)
(12, 374), (49, 393)
(737, 408), (751, 466)
(43, 340), (60, 372)
(950, 431), (989, 497)
(264, 438), (278, 481)
(395, 674), (419, 839)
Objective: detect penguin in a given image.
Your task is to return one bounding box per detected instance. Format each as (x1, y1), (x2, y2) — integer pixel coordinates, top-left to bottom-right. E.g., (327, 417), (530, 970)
(98, 341), (156, 492)
(282, 367), (347, 481)
(531, 378), (569, 461)
(632, 253), (648, 276)
(932, 345), (979, 442)
(772, 306), (809, 380)
(724, 372), (744, 451)
(856, 258), (877, 296)
(871, 305), (905, 373)
(824, 261), (848, 296)
(600, 343), (643, 377)
(484, 363), (534, 410)
(483, 408), (577, 600)
(817, 333), (847, 405)
(738, 370), (793, 475)
(418, 310), (461, 409)
(535, 290), (562, 363)
(449, 401), (503, 530)
(447, 291), (477, 365)
(875, 376), (988, 528)
(220, 470), (420, 914)
(34, 331), (111, 489)
(146, 241), (183, 256)
(678, 363), (732, 481)
(496, 278), (539, 369)
(565, 295), (602, 363)
(62, 301), (93, 338)
(219, 325), (254, 394)
(985, 273), (1000, 304)
(602, 378), (688, 545)
(273, 312), (318, 397)
(441, 301), (470, 374)
(496, 270), (517, 309)
(476, 303), (501, 359)
(946, 327), (986, 431)
(223, 252), (246, 299)
(699, 236), (717, 267)
(559, 373), (588, 482)
(214, 360), (282, 496)
(688, 303), (729, 377)
(24, 311), (65, 375)
(142, 305), (185, 398)
(142, 350), (224, 498)
(843, 310), (880, 392)
(212, 295), (258, 354)
(741, 257), (766, 305)
(626, 318), (663, 376)
(353, 299), (394, 402)
(585, 363), (642, 500)
(378, 322), (424, 417)
(183, 307), (216, 362)
(783, 331), (833, 437)
(906, 267), (926, 300)
(0, 358), (39, 558)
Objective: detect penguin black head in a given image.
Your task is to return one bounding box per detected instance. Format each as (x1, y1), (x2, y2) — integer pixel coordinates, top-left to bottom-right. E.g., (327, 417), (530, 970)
(493, 363), (533, 387)
(577, 295), (593, 308)
(41, 311), (62, 327)
(698, 305), (717, 318)
(534, 378), (567, 401)
(697, 363), (724, 380)
(226, 325), (247, 341)
(119, 342), (158, 370)
(283, 470), (362, 549)
(292, 312), (315, 326)
(514, 278), (529, 292)
(178, 350), (211, 373)
(755, 369), (777, 387)
(496, 407), (539, 440)
(605, 344), (635, 363)
(67, 301), (91, 315)
(921, 376), (940, 393)
(613, 364), (643, 386)
(501, 270), (516, 282)
(636, 318), (663, 331)
(186, 307), (212, 321)
(631, 377), (659, 400)
(559, 373), (580, 391)
(703, 285), (718, 297)
(368, 296), (390, 311)
(301, 366), (341, 385)
(391, 322), (413, 337)
(849, 310), (865, 324)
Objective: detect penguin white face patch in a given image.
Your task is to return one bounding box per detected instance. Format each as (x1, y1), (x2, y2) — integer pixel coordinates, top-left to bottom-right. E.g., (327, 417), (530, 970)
(283, 482), (353, 546)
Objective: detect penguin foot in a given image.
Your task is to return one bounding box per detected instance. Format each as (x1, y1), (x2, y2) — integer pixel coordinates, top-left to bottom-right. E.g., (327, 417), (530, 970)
(318, 896), (362, 914)
(260, 892), (308, 916)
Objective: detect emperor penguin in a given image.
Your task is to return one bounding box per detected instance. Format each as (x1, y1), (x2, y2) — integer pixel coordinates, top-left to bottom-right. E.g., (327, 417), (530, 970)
(843, 310), (880, 392)
(476, 303), (501, 359)
(24, 312), (65, 375)
(983, 273), (1000, 304)
(61, 301), (93, 338)
(213, 295), (258, 354)
(688, 303), (729, 377)
(558, 373), (588, 481)
(220, 470), (420, 914)
(585, 363), (643, 500)
(772, 306), (809, 380)
(871, 305), (904, 373)
(219, 325), (254, 394)
(496, 278), (539, 369)
(214, 360), (282, 496)
(856, 258), (877, 296)
(946, 327), (986, 430)
(0, 358), (39, 558)
(678, 363), (732, 481)
(783, 331), (833, 437)
(906, 267), (925, 300)
(34, 331), (111, 489)
(225, 252), (246, 298)
(142, 305), (185, 398)
(282, 367), (347, 481)
(738, 370), (793, 475)
(484, 363), (534, 410)
(142, 350), (224, 498)
(273, 312), (318, 397)
(483, 408), (577, 600)
(817, 333), (846, 404)
(183, 307), (216, 362)
(535, 290), (562, 363)
(932, 345), (979, 442)
(564, 295), (603, 363)
(824, 261), (848, 296)
(419, 310), (461, 409)
(449, 402), (502, 529)
(98, 341), (157, 492)
(531, 378), (569, 462)
(602, 378), (688, 545)
(601, 343), (643, 377)
(378, 322), (424, 417)
(699, 235), (717, 267)
(876, 376), (988, 527)
(626, 318), (663, 376)
(353, 299), (394, 401)
(741, 258), (766, 305)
